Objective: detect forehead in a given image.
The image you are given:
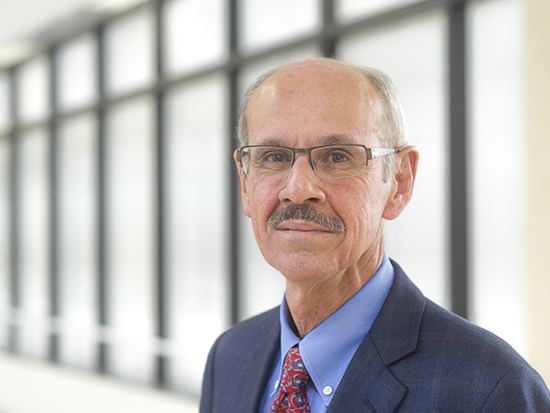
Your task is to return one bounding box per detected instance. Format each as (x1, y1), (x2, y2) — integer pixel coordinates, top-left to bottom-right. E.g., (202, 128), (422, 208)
(247, 62), (382, 147)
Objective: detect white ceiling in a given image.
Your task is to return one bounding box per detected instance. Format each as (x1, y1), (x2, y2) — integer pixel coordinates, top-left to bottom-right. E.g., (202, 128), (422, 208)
(0, 0), (96, 48)
(0, 0), (147, 67)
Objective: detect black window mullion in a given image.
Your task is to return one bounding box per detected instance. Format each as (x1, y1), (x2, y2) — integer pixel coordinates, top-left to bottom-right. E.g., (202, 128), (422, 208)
(322, 0), (337, 58)
(8, 67), (19, 354)
(48, 46), (60, 362)
(228, 0), (241, 326)
(448, 1), (469, 319)
(95, 24), (109, 374)
(153, 0), (168, 389)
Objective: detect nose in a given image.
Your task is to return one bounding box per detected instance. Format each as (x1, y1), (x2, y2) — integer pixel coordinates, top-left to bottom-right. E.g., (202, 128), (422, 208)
(279, 153), (326, 205)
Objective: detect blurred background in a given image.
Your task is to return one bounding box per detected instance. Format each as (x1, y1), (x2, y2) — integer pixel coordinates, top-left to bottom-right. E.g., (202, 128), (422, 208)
(0, 0), (548, 411)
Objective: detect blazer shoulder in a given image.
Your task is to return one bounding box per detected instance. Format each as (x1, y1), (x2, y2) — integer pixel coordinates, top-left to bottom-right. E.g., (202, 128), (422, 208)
(388, 259), (535, 374)
(418, 298), (550, 409)
(422, 296), (529, 373)
(370, 260), (550, 410)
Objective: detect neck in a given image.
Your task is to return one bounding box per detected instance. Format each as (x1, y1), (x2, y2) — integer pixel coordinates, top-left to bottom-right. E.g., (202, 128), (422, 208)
(285, 245), (385, 338)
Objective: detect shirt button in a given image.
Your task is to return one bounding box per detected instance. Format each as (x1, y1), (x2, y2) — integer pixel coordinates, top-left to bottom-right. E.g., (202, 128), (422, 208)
(323, 386), (333, 395)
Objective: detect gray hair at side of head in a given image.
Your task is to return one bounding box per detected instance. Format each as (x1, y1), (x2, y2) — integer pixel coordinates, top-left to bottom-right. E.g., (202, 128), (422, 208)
(236, 59), (409, 180)
(236, 64), (283, 146)
(355, 65), (409, 179)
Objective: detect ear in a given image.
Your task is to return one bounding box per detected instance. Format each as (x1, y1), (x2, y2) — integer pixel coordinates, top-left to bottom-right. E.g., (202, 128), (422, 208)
(382, 146), (419, 221)
(234, 149), (252, 218)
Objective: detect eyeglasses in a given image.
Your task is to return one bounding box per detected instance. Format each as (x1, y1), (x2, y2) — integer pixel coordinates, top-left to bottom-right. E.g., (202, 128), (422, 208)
(236, 144), (401, 179)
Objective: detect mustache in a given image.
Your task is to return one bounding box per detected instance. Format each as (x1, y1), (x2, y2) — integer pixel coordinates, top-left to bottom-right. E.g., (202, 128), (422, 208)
(267, 204), (346, 233)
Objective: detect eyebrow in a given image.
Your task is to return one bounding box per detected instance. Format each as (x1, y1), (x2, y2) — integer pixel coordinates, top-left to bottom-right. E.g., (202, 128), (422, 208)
(320, 134), (354, 145)
(255, 134), (355, 147)
(255, 138), (286, 146)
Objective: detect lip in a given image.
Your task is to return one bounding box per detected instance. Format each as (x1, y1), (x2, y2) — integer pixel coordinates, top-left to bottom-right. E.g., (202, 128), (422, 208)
(274, 220), (333, 233)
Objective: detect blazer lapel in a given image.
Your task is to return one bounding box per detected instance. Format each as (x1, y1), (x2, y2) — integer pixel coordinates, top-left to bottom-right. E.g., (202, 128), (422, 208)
(326, 335), (407, 413)
(327, 261), (425, 413)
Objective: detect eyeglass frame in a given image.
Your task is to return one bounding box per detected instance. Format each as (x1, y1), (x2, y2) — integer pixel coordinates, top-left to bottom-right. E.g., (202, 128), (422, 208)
(235, 144), (403, 179)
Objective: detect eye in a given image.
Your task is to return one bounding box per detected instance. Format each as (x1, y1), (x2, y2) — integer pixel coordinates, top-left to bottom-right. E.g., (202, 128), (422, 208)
(329, 151), (349, 163)
(318, 148), (352, 164)
(264, 151), (288, 163)
(252, 148), (292, 172)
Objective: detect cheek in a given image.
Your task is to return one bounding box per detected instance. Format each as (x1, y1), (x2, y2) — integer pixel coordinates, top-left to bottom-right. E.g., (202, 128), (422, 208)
(332, 182), (386, 235)
(343, 201), (372, 239)
(248, 180), (281, 225)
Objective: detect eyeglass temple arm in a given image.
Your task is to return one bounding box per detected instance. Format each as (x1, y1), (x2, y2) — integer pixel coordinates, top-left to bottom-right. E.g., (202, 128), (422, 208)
(367, 147), (402, 160)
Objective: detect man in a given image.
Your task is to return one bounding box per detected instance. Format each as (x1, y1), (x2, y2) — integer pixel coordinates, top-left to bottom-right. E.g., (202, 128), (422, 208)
(200, 58), (550, 412)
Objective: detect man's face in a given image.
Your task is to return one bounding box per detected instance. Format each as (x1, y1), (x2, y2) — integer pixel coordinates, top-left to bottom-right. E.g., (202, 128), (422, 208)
(237, 61), (397, 286)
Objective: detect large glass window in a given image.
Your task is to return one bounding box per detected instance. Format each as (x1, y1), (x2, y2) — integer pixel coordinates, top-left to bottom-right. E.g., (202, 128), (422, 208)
(56, 35), (98, 112)
(165, 73), (228, 394)
(338, 10), (450, 309)
(0, 137), (9, 350)
(57, 114), (98, 369)
(0, 0), (530, 404)
(163, 0), (227, 76)
(0, 75), (11, 348)
(336, 0), (423, 23)
(105, 96), (156, 383)
(0, 72), (9, 131)
(468, 0), (526, 356)
(16, 57), (49, 124)
(104, 8), (155, 96)
(15, 128), (50, 358)
(239, 0), (321, 53)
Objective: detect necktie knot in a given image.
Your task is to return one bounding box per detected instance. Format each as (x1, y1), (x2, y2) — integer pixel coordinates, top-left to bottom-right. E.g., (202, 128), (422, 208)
(280, 347), (310, 393)
(269, 346), (311, 412)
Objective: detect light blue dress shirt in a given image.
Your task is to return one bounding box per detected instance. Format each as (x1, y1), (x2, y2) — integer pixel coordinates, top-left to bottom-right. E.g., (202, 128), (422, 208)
(259, 254), (395, 413)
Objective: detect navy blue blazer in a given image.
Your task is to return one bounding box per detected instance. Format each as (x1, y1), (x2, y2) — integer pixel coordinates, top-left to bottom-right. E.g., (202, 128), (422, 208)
(200, 260), (550, 412)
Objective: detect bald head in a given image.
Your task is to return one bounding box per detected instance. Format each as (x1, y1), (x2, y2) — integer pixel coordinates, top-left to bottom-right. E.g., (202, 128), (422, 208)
(250, 58), (375, 105)
(251, 59), (381, 142)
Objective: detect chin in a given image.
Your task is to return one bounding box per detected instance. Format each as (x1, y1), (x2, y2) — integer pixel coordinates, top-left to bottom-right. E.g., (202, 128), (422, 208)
(269, 254), (339, 282)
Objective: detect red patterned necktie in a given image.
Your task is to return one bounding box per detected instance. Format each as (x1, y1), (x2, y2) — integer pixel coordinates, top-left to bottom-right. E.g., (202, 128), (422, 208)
(269, 346), (311, 413)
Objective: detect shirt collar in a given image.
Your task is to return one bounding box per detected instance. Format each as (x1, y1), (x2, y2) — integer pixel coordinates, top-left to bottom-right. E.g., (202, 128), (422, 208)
(275, 254), (395, 406)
